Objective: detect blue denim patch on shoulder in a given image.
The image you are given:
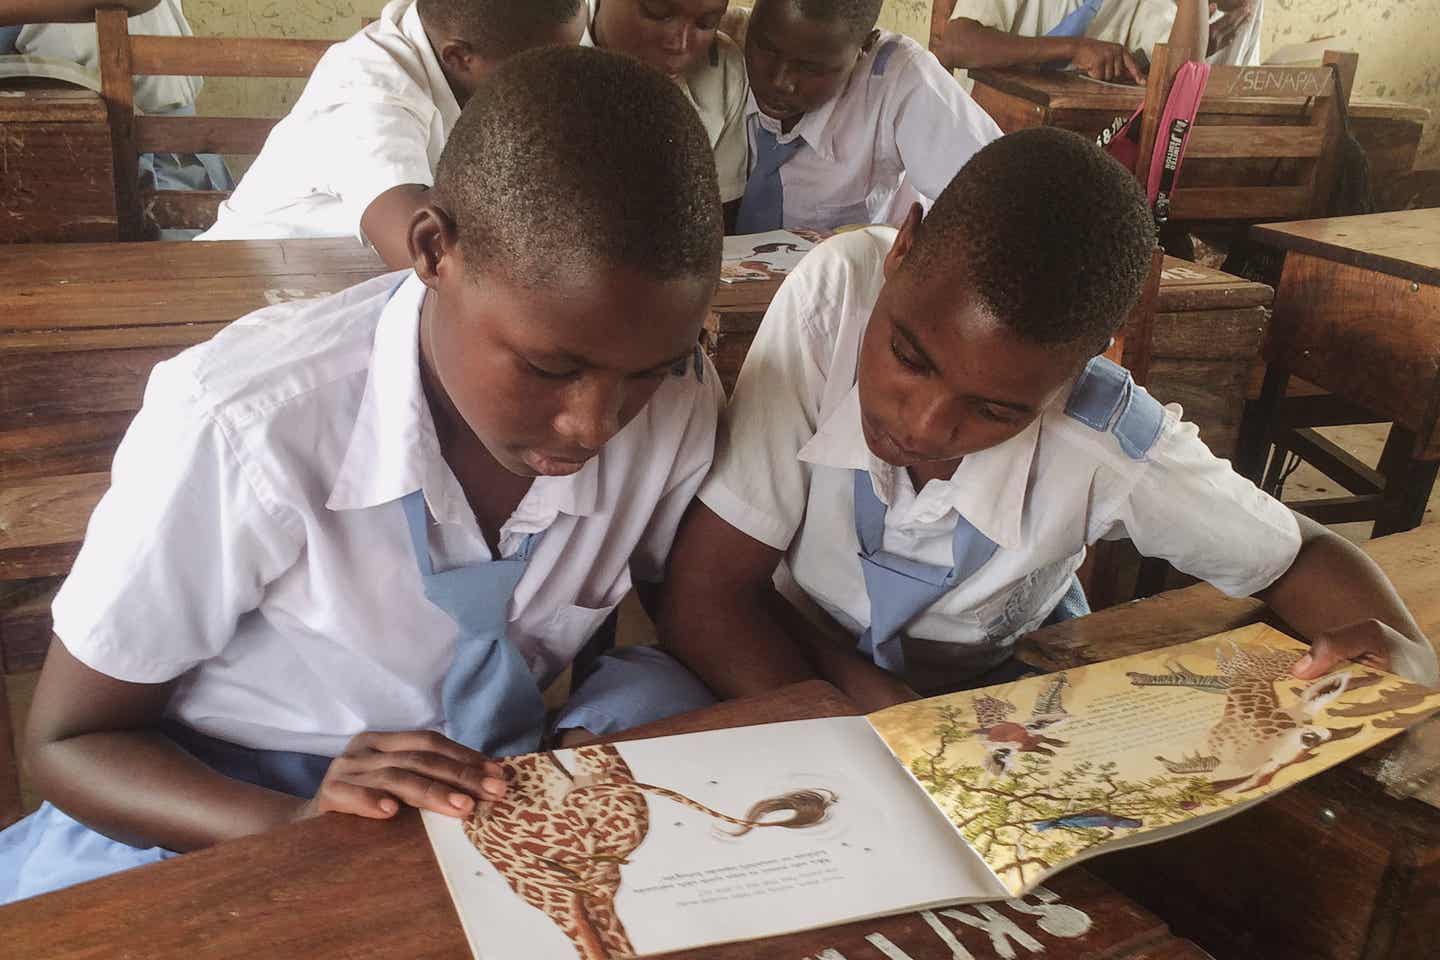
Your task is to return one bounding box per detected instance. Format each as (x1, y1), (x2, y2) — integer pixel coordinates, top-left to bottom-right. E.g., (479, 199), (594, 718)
(871, 39), (900, 76)
(1063, 356), (1164, 460)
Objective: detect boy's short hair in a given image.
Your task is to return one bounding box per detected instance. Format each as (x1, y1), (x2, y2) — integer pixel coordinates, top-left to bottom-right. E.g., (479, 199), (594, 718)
(905, 127), (1154, 356)
(433, 46), (723, 287)
(417, 0), (584, 58)
(782, 0), (884, 39)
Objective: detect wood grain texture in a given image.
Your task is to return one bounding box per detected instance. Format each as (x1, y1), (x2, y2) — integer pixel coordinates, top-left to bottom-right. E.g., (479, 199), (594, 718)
(0, 472), (107, 579)
(134, 115), (276, 155)
(0, 680), (1207, 960)
(1253, 209), (1440, 288)
(141, 189), (228, 232)
(128, 35), (333, 77)
(1263, 252), (1440, 456)
(0, 112), (118, 243)
(0, 665), (17, 829)
(95, 6), (140, 241)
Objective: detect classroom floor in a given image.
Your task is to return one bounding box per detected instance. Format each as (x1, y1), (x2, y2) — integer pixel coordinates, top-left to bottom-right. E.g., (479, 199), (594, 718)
(6, 424), (1438, 818)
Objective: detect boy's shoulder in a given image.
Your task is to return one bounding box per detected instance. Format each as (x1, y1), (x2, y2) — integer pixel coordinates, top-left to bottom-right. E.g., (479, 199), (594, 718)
(788, 227), (895, 303)
(171, 272), (409, 425)
(863, 31), (946, 87)
(1046, 356), (1176, 469)
(298, 3), (438, 109)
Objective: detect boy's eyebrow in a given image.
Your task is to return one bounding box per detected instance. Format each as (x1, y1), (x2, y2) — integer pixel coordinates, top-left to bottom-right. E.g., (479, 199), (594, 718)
(531, 347), (695, 375)
(894, 322), (1035, 414)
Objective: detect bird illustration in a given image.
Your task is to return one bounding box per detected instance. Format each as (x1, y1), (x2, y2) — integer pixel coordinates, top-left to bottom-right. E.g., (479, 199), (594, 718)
(971, 686), (1070, 776)
(1031, 809), (1143, 831)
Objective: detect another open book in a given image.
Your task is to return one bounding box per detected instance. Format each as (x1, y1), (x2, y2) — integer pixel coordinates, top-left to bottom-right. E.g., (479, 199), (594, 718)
(423, 623), (1440, 959)
(719, 229), (818, 283)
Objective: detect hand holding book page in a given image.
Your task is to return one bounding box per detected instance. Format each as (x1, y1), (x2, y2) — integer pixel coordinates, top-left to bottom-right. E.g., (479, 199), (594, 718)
(423, 623), (1440, 959)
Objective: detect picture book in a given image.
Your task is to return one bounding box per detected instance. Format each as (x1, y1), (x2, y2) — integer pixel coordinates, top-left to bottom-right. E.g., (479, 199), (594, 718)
(720, 230), (818, 283)
(422, 623), (1440, 959)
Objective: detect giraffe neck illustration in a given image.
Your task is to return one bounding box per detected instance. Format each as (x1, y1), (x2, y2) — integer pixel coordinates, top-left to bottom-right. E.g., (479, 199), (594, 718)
(465, 744), (836, 959)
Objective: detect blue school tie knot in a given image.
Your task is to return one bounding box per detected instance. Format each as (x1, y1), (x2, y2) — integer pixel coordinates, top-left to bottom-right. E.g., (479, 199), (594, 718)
(851, 470), (998, 674)
(736, 125), (805, 234)
(399, 489), (546, 758)
(1045, 0), (1105, 38)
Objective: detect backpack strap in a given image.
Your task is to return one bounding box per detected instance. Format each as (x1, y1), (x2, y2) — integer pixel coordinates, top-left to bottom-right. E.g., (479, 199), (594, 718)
(1063, 357), (1166, 460)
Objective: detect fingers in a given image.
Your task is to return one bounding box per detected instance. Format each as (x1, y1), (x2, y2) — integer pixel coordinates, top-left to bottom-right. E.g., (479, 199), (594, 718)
(322, 729), (511, 818)
(1294, 620), (1394, 679)
(1121, 48), (1143, 84)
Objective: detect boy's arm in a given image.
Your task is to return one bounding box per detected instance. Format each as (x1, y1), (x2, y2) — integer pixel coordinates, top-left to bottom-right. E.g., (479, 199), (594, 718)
(0, 0), (159, 24)
(1256, 514), (1438, 685)
(659, 502), (921, 710)
(1166, 0), (1210, 68)
(360, 183), (431, 270)
(24, 640), (511, 852)
(939, 17), (1143, 82)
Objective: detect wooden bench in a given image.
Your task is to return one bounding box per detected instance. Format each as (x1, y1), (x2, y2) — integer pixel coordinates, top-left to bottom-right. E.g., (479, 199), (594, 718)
(0, 84), (118, 242)
(93, 6), (334, 238)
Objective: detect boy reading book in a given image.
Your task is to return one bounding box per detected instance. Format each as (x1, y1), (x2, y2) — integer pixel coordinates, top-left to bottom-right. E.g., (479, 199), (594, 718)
(0, 45), (723, 904)
(661, 127), (1438, 715)
(735, 0), (1001, 233)
(198, 0), (586, 266)
(582, 0), (749, 215)
(938, 0), (1258, 81)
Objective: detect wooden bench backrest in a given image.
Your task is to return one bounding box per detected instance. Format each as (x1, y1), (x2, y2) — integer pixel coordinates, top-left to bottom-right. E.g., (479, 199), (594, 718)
(1136, 43), (1357, 223)
(93, 6), (333, 239)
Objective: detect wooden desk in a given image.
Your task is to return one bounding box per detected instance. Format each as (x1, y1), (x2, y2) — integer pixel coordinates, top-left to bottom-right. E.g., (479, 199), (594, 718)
(966, 68), (1431, 208)
(0, 84), (118, 243)
(0, 679), (1215, 960)
(708, 257), (1272, 457)
(1016, 525), (1440, 960)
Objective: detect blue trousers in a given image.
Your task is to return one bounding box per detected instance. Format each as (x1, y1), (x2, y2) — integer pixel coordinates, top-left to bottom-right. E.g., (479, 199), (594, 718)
(0, 647), (713, 905)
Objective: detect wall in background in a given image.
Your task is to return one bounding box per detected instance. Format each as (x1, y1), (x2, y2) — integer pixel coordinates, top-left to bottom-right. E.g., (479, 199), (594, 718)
(187, 0), (1437, 169)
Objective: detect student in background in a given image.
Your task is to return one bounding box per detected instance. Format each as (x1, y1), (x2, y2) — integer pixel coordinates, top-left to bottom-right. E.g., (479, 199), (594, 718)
(660, 129), (1437, 714)
(735, 0), (1000, 234)
(0, 0), (230, 196)
(200, 0), (586, 267)
(938, 0), (1249, 83)
(583, 0), (748, 217)
(0, 46), (723, 904)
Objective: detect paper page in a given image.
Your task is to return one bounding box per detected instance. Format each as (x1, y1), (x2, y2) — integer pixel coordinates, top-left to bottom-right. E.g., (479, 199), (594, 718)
(422, 715), (1005, 960)
(867, 623), (1440, 898)
(719, 229), (816, 283)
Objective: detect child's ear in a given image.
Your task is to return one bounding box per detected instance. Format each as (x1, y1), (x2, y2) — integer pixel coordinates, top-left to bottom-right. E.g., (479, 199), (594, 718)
(409, 205), (460, 288)
(859, 29), (881, 55)
(882, 202), (923, 280)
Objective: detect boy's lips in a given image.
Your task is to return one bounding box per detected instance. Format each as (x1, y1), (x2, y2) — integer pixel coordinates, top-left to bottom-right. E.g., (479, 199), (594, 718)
(523, 450), (593, 477)
(755, 93), (800, 118)
(861, 414), (926, 465)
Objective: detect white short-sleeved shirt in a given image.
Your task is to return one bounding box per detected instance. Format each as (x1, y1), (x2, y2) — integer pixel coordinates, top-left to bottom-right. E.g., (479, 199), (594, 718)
(581, 1), (749, 202)
(950, 0), (1263, 67)
(16, 0), (200, 114)
(52, 272), (722, 756)
(747, 31), (1001, 231)
(199, 0), (457, 243)
(699, 228), (1300, 681)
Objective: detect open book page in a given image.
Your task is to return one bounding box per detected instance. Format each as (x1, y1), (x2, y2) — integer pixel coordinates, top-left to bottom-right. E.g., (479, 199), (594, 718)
(423, 716), (1006, 960)
(867, 623), (1440, 898)
(720, 229), (817, 283)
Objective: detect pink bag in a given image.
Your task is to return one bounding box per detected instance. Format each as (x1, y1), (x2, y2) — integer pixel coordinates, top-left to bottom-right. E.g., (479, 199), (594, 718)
(1098, 61), (1211, 223)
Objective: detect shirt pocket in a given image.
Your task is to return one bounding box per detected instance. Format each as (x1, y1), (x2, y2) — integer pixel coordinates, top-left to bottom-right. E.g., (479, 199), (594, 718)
(542, 566), (634, 658)
(972, 557), (1076, 645)
(811, 199), (873, 231)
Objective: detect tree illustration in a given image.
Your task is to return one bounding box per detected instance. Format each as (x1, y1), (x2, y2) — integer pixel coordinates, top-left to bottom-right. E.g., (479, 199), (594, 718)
(911, 704), (1226, 890)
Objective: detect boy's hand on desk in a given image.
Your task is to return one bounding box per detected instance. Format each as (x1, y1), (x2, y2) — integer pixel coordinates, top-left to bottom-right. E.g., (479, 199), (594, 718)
(1294, 619), (1440, 688)
(1069, 38), (1144, 84)
(295, 730), (509, 822)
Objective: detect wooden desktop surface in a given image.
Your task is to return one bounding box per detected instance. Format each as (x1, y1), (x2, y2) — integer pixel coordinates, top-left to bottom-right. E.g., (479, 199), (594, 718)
(0, 679), (1214, 960)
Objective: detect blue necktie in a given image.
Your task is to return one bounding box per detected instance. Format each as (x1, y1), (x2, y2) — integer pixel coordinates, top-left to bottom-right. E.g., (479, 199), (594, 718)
(736, 125), (805, 234)
(1046, 0), (1104, 37)
(851, 470), (999, 674)
(399, 489), (546, 757)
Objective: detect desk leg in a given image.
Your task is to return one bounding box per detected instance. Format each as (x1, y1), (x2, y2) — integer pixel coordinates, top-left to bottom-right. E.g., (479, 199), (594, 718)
(1237, 364), (1290, 484)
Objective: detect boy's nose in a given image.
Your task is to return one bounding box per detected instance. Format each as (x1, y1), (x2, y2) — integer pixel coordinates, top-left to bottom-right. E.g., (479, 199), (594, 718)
(554, 381), (622, 452)
(662, 23), (694, 54)
(772, 64), (797, 94)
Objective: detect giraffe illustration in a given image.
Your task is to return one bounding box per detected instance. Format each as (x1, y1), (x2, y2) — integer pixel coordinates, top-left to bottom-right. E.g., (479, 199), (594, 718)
(464, 743), (837, 960)
(971, 680), (1071, 777)
(1133, 644), (1363, 793)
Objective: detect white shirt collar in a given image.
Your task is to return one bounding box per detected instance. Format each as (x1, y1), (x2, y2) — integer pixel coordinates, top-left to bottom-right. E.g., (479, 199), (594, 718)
(795, 383), (1039, 551)
(748, 84), (844, 162)
(325, 274), (601, 528)
(400, 0), (461, 135)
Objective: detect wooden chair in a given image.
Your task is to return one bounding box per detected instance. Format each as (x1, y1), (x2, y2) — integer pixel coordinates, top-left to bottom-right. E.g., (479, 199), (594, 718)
(1135, 43), (1357, 227)
(94, 7), (334, 239)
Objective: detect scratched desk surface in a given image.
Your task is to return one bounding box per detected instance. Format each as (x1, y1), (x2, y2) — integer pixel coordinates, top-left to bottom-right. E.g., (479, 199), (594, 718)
(0, 680), (1214, 960)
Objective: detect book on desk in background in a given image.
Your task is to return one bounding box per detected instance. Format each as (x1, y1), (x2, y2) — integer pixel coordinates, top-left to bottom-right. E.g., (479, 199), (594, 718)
(720, 229), (819, 283)
(423, 623), (1440, 959)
